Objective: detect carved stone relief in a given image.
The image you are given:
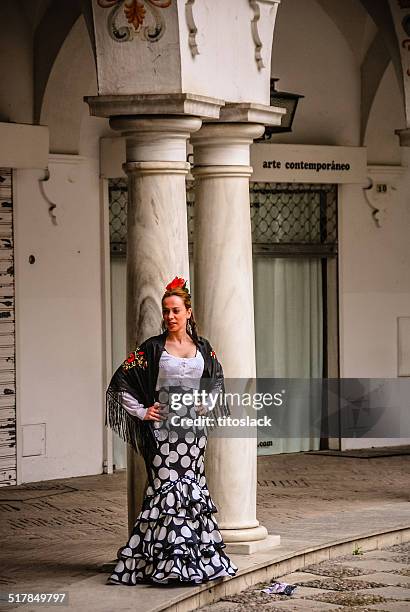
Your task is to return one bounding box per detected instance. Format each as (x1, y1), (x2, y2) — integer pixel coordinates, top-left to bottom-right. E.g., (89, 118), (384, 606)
(185, 0), (199, 57)
(97, 0), (172, 43)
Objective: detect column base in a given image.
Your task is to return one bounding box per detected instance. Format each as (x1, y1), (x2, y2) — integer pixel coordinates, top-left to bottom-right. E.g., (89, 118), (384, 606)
(224, 534), (281, 555)
(221, 524), (268, 542)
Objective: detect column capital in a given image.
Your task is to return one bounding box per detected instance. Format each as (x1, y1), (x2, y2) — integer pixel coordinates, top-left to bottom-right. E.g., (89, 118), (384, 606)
(191, 122), (265, 167)
(110, 115), (202, 163)
(218, 102), (285, 126)
(85, 93), (225, 120)
(395, 128), (410, 147)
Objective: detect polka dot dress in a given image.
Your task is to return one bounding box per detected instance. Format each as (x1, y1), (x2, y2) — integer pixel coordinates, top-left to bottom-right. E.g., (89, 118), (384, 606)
(108, 349), (238, 585)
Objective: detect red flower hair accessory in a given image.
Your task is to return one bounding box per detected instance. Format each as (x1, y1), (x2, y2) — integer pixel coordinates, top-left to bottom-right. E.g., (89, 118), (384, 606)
(166, 276), (189, 293)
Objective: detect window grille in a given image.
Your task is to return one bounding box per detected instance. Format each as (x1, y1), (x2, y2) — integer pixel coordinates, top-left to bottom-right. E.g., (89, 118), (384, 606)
(109, 178), (127, 256)
(108, 179), (337, 257)
(250, 183), (337, 257)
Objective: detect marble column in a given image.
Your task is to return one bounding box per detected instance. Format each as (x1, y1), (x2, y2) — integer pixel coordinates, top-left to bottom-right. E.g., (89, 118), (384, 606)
(110, 116), (202, 531)
(191, 116), (281, 553)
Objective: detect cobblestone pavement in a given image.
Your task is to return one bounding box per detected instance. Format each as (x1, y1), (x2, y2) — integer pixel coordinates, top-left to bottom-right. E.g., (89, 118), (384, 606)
(0, 449), (408, 609)
(199, 543), (410, 612)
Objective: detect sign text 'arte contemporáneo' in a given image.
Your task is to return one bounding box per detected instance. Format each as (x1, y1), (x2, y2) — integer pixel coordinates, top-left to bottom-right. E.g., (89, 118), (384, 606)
(251, 144), (368, 184)
(262, 159), (351, 172)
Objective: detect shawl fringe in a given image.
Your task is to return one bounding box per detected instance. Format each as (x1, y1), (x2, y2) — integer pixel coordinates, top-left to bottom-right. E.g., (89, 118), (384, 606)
(106, 388), (155, 458)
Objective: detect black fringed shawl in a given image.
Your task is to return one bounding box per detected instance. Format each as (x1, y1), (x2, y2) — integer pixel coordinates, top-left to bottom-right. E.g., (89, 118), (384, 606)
(106, 331), (229, 467)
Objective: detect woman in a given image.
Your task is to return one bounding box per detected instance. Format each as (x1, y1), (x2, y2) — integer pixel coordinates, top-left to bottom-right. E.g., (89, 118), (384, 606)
(106, 276), (238, 585)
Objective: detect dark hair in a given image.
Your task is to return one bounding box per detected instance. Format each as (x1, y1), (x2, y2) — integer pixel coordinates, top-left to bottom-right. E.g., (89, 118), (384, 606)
(161, 287), (199, 345)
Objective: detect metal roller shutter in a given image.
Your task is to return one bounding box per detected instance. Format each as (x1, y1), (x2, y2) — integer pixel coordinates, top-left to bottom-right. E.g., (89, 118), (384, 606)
(0, 168), (16, 486)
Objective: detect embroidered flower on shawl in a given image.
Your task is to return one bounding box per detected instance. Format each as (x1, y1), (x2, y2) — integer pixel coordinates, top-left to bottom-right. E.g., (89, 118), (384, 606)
(122, 347), (148, 371)
(210, 350), (216, 359)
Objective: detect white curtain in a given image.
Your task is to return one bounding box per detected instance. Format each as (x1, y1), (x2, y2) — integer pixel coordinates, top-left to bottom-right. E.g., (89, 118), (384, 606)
(253, 257), (323, 454)
(111, 258), (128, 469)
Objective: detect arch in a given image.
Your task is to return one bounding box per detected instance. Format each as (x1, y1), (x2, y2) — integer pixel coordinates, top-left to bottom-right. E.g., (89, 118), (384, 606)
(34, 0), (83, 122)
(40, 15), (98, 153)
(364, 60), (405, 162)
(360, 30), (392, 143)
(359, 0), (404, 96)
(315, 0), (405, 138)
(271, 0), (361, 145)
(272, 0), (405, 143)
(0, 4), (30, 122)
(316, 0), (377, 63)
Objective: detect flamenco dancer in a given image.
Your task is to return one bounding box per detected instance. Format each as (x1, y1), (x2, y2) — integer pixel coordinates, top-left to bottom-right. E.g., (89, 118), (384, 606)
(106, 276), (238, 585)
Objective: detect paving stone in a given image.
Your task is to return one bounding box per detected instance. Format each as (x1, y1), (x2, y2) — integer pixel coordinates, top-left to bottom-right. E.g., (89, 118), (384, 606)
(307, 591), (389, 607)
(237, 600), (344, 611)
(197, 603), (241, 612)
(221, 591), (289, 607)
(273, 572), (325, 584)
(393, 568), (410, 578)
(364, 550), (401, 560)
(391, 553), (410, 565)
(345, 572), (410, 587)
(326, 608), (389, 612)
(290, 586), (344, 599)
(367, 602), (410, 611)
(293, 576), (386, 591)
(339, 559), (409, 573)
(385, 543), (410, 553)
(355, 586), (410, 601)
(303, 561), (371, 578)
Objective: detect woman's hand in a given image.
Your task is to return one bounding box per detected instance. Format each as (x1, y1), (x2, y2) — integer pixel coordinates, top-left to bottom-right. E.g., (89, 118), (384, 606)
(143, 402), (167, 421)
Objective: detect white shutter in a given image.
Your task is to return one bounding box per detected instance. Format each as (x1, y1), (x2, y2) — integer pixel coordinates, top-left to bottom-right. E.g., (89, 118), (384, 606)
(0, 168), (16, 486)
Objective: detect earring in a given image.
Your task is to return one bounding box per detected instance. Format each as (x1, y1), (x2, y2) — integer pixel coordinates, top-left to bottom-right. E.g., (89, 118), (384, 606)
(187, 319), (192, 334)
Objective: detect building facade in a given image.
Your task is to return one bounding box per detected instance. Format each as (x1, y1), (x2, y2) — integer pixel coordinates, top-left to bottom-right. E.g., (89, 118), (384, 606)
(0, 0), (409, 538)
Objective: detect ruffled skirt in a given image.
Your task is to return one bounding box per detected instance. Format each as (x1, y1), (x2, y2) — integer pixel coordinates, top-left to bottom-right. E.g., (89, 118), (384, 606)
(108, 394), (238, 585)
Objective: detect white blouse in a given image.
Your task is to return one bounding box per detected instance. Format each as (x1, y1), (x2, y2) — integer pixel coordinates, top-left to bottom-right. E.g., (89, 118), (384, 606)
(122, 348), (205, 420)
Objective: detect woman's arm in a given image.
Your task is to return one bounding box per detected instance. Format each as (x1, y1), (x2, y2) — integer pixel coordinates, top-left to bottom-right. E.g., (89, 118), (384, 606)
(122, 392), (147, 420)
(122, 392), (166, 422)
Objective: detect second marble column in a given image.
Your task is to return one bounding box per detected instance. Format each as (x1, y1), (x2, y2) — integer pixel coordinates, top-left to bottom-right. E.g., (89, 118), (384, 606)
(191, 122), (280, 553)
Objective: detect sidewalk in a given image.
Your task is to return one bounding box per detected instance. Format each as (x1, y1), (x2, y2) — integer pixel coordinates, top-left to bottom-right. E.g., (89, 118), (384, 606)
(0, 448), (409, 611)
